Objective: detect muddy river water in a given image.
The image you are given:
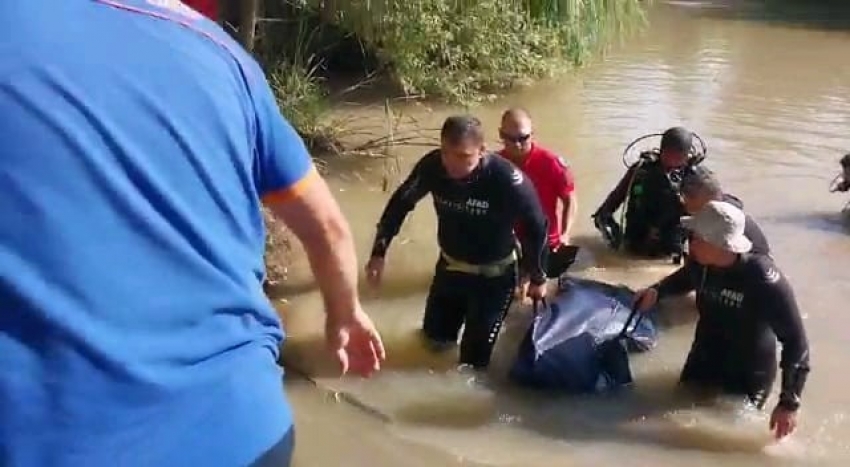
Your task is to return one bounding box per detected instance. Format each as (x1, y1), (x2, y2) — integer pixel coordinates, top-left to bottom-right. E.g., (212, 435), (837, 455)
(278, 1), (850, 466)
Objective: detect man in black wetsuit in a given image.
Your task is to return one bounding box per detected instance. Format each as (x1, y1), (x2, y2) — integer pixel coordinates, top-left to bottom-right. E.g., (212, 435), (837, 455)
(365, 115), (549, 369)
(680, 166), (771, 255)
(634, 201), (810, 440)
(593, 127), (699, 262)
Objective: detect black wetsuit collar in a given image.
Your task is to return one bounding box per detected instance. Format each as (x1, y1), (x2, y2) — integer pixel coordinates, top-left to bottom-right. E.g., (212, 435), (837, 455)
(438, 152), (491, 184)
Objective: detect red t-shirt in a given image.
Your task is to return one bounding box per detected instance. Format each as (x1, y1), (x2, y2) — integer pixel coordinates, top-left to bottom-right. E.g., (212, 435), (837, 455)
(182, 0), (218, 21)
(500, 144), (575, 248)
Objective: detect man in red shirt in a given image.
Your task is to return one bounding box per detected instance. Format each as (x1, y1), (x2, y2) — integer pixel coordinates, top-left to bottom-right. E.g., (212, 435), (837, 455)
(499, 108), (578, 294)
(183, 0), (219, 21)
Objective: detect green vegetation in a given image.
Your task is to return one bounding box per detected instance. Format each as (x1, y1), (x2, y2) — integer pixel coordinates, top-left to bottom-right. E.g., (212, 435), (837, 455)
(246, 0), (645, 148)
(235, 0), (645, 286)
(348, 0), (646, 103)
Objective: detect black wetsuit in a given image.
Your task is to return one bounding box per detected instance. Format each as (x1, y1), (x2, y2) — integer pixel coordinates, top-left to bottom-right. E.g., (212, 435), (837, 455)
(596, 159), (687, 258)
(371, 150), (548, 368)
(653, 254), (810, 410)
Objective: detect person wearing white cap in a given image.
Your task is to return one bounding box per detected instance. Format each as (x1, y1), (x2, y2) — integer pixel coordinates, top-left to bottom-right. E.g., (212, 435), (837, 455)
(634, 201), (810, 440)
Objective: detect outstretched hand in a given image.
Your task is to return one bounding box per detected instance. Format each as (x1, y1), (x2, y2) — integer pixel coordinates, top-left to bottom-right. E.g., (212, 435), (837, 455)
(769, 405), (798, 440)
(325, 305), (386, 378)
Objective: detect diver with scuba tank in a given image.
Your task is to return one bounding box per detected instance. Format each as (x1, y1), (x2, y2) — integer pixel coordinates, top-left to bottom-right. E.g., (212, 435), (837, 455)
(592, 127), (707, 264)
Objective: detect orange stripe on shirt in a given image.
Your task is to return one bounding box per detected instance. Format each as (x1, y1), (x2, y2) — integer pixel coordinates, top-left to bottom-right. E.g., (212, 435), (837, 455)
(93, 1), (257, 80)
(261, 166), (319, 205)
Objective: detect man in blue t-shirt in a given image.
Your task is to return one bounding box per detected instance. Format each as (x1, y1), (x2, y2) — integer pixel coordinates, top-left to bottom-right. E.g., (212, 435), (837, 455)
(0, 1), (385, 466)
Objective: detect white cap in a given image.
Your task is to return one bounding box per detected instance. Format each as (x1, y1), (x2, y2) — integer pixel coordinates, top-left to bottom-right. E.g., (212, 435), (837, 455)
(681, 200), (752, 254)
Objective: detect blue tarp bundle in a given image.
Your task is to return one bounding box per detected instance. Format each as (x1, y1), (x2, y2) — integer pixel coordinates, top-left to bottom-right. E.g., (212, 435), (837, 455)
(510, 277), (659, 394)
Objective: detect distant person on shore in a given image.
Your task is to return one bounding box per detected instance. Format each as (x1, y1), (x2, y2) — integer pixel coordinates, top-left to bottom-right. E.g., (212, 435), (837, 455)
(182, 0), (219, 21)
(498, 108), (579, 291)
(680, 166), (771, 255)
(830, 153), (850, 193)
(634, 201), (810, 440)
(365, 115), (549, 370)
(592, 127), (703, 263)
(0, 2), (384, 467)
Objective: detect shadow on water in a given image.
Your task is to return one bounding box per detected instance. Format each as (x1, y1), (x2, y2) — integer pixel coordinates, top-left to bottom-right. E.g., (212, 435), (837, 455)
(285, 338), (774, 455)
(481, 376), (776, 454)
(267, 268), (435, 304)
(374, 333), (779, 456)
(282, 325), (460, 378)
(668, 0), (850, 32)
(763, 209), (850, 235)
(278, 227), (789, 457)
(280, 278), (776, 458)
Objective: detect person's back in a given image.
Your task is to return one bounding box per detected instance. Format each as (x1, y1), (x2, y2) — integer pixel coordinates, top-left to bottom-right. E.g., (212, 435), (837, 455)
(0, 1), (302, 465)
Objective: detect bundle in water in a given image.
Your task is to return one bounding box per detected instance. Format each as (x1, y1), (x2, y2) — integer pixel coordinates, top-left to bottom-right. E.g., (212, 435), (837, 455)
(510, 277), (659, 393)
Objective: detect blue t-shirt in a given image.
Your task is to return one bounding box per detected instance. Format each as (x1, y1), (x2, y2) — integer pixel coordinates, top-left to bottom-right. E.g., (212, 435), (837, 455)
(0, 1), (314, 465)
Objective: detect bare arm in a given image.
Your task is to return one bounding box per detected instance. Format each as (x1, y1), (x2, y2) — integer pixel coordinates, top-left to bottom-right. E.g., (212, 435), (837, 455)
(553, 156), (577, 242)
(508, 167), (548, 285)
(247, 57), (361, 320)
(560, 191), (577, 241)
(266, 174), (360, 320)
(245, 52), (383, 376)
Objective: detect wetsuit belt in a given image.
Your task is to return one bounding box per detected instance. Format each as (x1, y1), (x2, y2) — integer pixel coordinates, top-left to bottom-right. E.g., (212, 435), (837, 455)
(441, 251), (517, 277)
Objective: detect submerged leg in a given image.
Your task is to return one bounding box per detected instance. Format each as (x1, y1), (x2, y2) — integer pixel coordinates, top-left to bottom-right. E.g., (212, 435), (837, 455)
(680, 348), (778, 411)
(421, 259), (467, 352)
(723, 366), (778, 411)
(459, 269), (517, 369)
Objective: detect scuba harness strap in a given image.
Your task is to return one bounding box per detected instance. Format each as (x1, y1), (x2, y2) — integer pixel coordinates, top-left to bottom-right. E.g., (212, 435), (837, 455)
(592, 156), (646, 252)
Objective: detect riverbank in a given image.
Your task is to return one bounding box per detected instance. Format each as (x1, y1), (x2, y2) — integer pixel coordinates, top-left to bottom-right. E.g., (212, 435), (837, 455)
(256, 0), (647, 284)
(257, 0), (646, 143)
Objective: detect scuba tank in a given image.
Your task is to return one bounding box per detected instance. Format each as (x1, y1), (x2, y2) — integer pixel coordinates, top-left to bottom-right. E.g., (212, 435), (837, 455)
(609, 132), (707, 264)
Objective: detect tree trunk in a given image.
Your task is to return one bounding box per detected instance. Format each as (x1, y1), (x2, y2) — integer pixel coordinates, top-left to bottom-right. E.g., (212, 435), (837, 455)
(319, 0), (337, 24)
(220, 0), (260, 52)
(238, 0), (259, 52)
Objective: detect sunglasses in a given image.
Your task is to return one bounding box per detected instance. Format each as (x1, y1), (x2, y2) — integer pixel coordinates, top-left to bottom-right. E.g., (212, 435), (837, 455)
(500, 131), (532, 144)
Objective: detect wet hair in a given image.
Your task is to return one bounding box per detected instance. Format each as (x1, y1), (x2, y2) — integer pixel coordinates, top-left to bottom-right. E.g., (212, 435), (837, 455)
(841, 153), (850, 168)
(660, 127), (693, 154)
(440, 115), (485, 146)
(681, 166), (722, 199)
